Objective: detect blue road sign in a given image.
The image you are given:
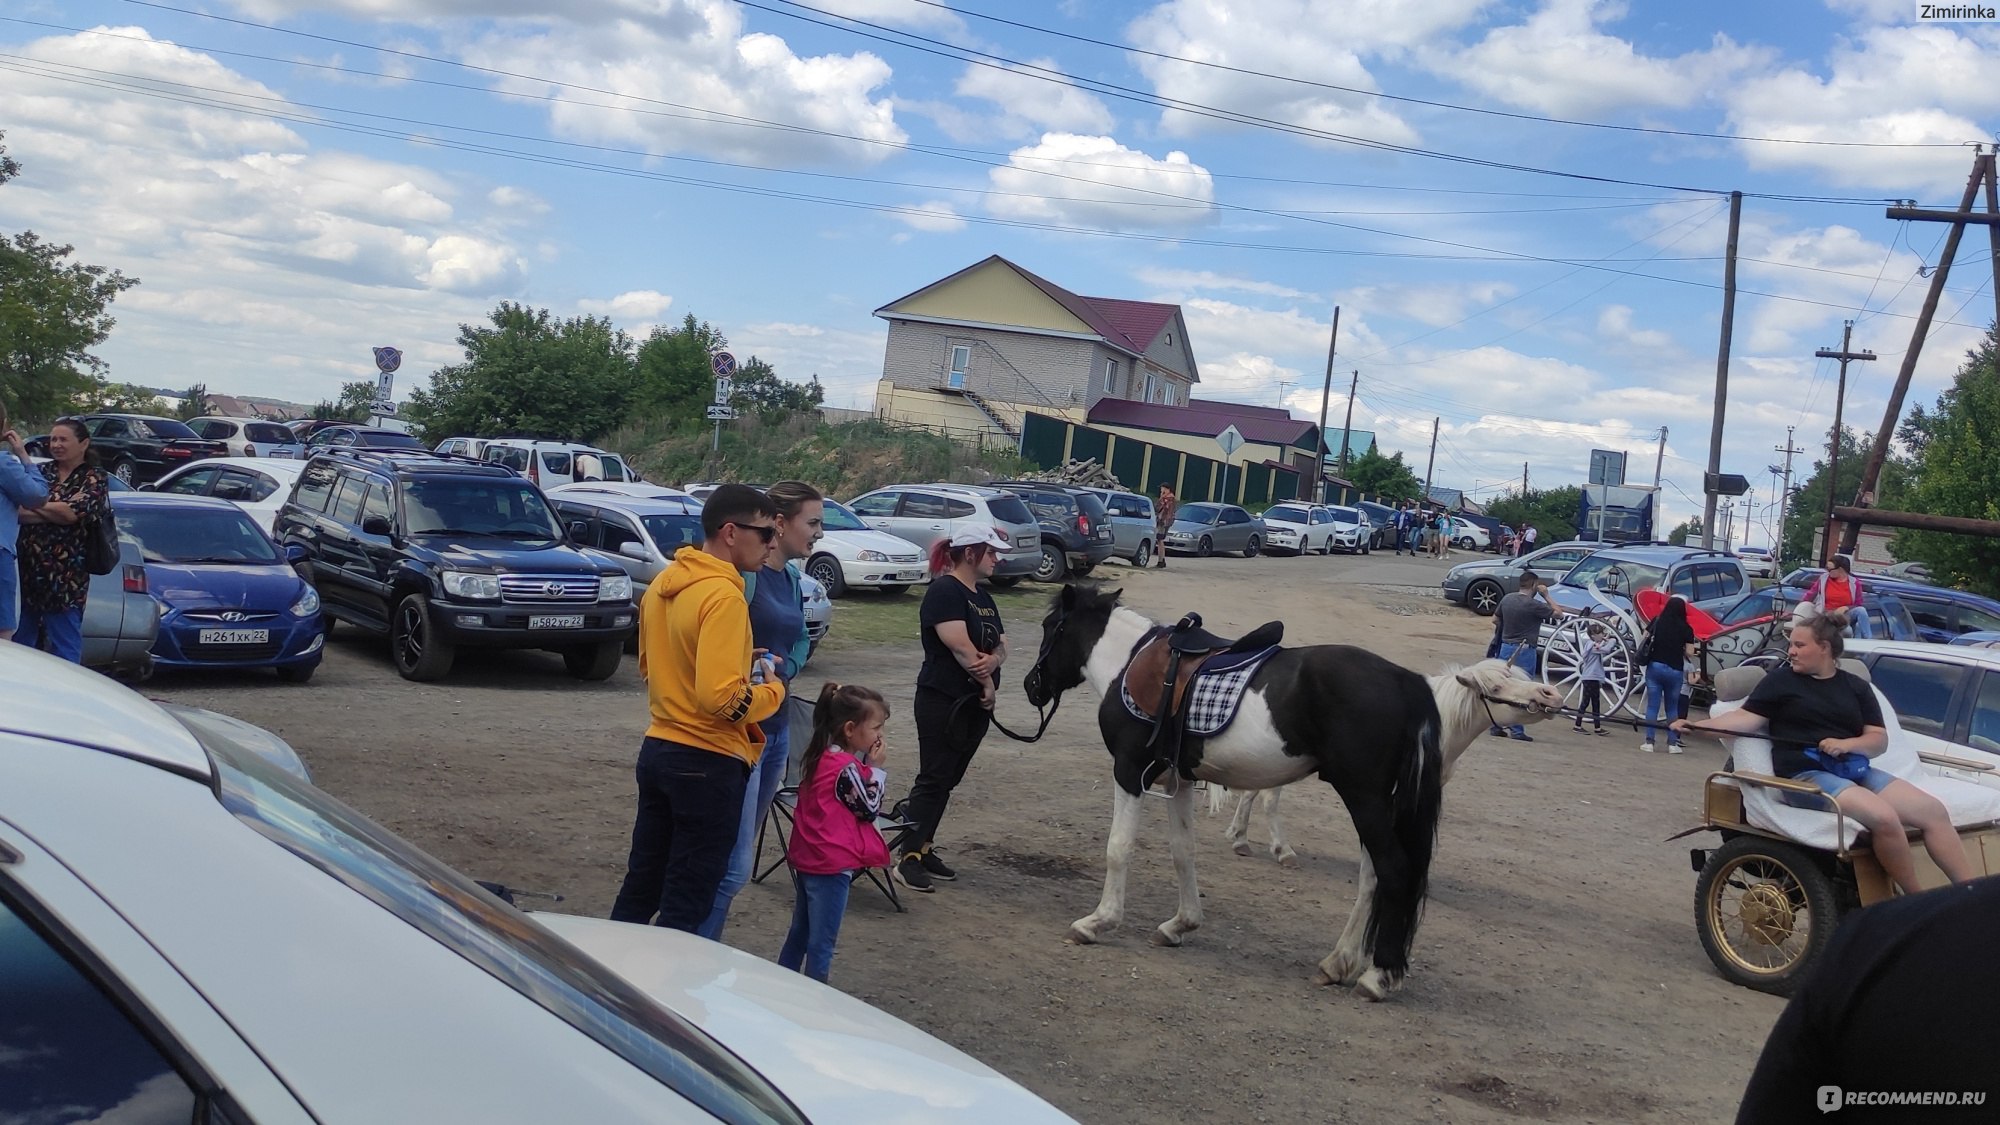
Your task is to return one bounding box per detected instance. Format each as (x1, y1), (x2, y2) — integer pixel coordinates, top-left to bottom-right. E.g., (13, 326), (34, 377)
(373, 346), (402, 373)
(711, 351), (737, 378)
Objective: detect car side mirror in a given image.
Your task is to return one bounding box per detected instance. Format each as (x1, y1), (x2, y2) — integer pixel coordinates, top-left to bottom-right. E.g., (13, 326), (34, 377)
(284, 543), (307, 564)
(568, 521), (591, 542)
(361, 514), (393, 536)
(137, 483), (156, 492)
(618, 541), (654, 562)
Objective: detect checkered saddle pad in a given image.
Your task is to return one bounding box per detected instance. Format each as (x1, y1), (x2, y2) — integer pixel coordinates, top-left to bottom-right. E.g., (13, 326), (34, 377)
(1121, 645), (1280, 737)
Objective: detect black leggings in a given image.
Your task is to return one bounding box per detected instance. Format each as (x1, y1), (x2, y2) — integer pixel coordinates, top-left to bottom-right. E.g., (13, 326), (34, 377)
(903, 687), (993, 854)
(1578, 680), (1605, 727)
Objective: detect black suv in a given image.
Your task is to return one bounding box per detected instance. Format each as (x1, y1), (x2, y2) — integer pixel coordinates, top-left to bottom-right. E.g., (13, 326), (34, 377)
(986, 481), (1117, 581)
(275, 449), (637, 681)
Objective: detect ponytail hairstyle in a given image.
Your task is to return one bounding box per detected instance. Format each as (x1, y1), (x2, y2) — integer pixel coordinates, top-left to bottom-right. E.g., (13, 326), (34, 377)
(766, 479), (823, 519)
(801, 681), (889, 787)
(926, 538), (992, 576)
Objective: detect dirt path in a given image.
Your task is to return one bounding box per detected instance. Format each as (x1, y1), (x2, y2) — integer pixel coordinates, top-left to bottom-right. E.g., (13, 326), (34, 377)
(145, 550), (1783, 1123)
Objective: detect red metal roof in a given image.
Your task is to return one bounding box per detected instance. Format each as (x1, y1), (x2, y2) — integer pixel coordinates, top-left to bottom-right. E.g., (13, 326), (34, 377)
(1087, 397), (1318, 448)
(876, 255), (1189, 366)
(1080, 297), (1178, 355)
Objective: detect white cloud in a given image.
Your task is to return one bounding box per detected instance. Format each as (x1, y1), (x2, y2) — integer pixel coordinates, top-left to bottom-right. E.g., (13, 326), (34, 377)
(1135, 267), (1306, 299)
(1338, 281), (1518, 328)
(487, 185), (551, 214)
(1596, 304), (1672, 350)
(233, 0), (961, 30)
(736, 323), (886, 409)
(578, 289), (675, 321)
(895, 200), (967, 232)
(987, 134), (1214, 229)
(951, 60), (1115, 139)
(1436, 0), (1771, 116)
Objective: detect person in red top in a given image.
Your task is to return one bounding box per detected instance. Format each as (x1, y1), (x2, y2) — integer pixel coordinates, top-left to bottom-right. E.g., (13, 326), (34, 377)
(1803, 553), (1863, 624)
(780, 683), (892, 984)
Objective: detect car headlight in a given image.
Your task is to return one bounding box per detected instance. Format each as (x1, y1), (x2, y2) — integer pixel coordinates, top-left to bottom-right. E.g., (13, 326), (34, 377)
(856, 549), (889, 562)
(290, 585), (321, 617)
(598, 573), (632, 602)
(442, 570), (501, 599)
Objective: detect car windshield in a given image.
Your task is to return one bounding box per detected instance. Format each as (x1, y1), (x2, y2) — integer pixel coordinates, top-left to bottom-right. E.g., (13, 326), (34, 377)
(642, 513), (704, 552)
(245, 422), (295, 444)
(1178, 503), (1220, 524)
(1265, 505), (1310, 523)
(1328, 508), (1361, 525)
(207, 742), (804, 1125)
(118, 505), (280, 565)
(404, 479), (563, 540)
(821, 501), (868, 532)
(1560, 554), (1667, 595)
(359, 432), (426, 449)
(985, 494), (1033, 526)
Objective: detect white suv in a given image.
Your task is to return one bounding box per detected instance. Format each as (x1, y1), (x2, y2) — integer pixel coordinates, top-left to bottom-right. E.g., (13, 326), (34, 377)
(806, 499), (930, 596)
(846, 484), (1042, 583)
(1844, 639), (2000, 793)
(482, 440), (634, 489)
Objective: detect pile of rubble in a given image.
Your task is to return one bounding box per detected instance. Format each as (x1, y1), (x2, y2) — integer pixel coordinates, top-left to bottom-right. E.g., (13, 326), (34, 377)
(1016, 457), (1130, 491)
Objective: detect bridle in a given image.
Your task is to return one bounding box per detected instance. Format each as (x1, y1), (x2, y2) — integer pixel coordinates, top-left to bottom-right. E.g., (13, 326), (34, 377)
(957, 605), (1073, 744)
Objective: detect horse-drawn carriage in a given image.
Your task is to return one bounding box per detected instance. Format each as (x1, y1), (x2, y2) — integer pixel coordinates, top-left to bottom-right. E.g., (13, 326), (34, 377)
(1538, 580), (1792, 716)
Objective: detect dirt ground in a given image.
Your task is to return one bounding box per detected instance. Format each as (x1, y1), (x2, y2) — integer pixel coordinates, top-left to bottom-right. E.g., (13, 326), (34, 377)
(144, 549), (1786, 1123)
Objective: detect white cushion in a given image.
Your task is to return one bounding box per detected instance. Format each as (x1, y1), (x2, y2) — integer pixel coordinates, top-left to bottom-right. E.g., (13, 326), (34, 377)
(1714, 690), (2000, 851)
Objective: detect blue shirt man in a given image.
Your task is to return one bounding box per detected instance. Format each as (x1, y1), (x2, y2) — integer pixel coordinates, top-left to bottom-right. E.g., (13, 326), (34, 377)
(0, 424), (53, 638)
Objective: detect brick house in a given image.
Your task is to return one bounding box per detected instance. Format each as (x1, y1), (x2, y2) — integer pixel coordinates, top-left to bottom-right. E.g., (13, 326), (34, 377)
(873, 255), (1200, 443)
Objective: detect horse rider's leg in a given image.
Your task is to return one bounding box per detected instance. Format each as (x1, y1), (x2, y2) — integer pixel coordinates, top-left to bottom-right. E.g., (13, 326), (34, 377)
(1069, 786), (1143, 944)
(1878, 778), (1977, 884)
(1152, 782), (1205, 946)
(1226, 789), (1256, 856)
(1317, 852), (1374, 987)
(1833, 785), (1922, 894)
(1264, 788), (1297, 866)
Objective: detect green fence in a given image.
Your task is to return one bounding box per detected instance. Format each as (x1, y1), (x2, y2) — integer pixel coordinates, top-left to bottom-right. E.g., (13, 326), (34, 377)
(1017, 412), (1299, 508)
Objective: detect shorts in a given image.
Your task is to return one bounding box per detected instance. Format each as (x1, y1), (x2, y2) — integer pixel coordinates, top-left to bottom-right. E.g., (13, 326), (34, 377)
(0, 551), (18, 634)
(1787, 766), (1896, 804)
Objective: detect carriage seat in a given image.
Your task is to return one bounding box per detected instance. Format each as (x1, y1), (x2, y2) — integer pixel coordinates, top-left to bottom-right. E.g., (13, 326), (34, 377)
(1125, 616), (1285, 722)
(1709, 663), (2000, 852)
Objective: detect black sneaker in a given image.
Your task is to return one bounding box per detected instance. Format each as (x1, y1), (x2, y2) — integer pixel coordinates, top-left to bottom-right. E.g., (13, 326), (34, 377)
(919, 850), (957, 881)
(894, 854), (934, 893)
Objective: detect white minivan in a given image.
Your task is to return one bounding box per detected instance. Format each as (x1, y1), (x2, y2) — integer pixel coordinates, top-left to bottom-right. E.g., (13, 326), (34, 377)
(482, 440), (634, 489)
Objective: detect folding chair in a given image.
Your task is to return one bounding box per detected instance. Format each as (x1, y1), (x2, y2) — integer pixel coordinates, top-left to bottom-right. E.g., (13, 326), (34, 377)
(751, 738), (914, 912)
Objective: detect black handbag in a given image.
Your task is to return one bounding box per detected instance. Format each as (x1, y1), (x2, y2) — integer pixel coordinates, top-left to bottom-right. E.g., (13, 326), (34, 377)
(84, 511), (119, 576)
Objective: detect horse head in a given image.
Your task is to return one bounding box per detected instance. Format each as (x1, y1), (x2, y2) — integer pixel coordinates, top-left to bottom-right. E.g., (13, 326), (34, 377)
(1025, 582), (1121, 707)
(1454, 659), (1566, 726)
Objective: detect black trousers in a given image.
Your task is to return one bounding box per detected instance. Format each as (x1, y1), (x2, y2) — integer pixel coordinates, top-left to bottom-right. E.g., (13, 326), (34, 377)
(1577, 680), (1605, 727)
(903, 687), (993, 854)
(609, 738), (749, 931)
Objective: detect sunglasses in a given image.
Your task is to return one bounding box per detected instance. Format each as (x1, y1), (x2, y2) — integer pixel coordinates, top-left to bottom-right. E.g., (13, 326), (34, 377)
(727, 521), (779, 544)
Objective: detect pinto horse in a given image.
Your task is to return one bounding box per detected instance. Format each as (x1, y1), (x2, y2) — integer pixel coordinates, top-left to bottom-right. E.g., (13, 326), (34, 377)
(1022, 584), (1564, 1000)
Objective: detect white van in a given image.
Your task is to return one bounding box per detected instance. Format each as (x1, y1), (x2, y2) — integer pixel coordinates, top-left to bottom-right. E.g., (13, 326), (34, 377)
(481, 440), (634, 489)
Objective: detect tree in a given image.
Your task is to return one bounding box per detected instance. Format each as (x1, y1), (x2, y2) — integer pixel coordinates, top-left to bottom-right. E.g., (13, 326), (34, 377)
(1666, 517), (1701, 546)
(1888, 328), (2000, 596)
(405, 302), (637, 443)
(728, 357), (822, 420)
(175, 383), (210, 421)
(1345, 446), (1423, 500)
(1486, 486), (1582, 544)
(80, 382), (167, 414)
(308, 380), (380, 423)
(0, 135), (140, 420)
(634, 314), (727, 422)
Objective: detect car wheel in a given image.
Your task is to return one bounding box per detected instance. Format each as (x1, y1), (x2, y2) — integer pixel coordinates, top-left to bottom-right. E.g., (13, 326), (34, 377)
(806, 553), (847, 597)
(564, 640), (623, 681)
(1457, 536), (1476, 550)
(1467, 579), (1503, 617)
(1132, 539), (1153, 568)
(1361, 538), (1371, 555)
(391, 592), (455, 681)
(275, 662), (316, 684)
(1242, 535), (1260, 558)
(111, 458), (137, 486)
(1034, 541), (1068, 582)
(1197, 536), (1213, 558)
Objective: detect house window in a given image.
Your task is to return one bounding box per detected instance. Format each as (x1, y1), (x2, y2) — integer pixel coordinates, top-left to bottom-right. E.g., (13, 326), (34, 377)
(1105, 359), (1121, 395)
(947, 343), (971, 389)
(1143, 372), (1159, 402)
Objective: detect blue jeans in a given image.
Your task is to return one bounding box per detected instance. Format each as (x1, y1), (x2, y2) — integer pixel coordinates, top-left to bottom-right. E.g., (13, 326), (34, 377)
(0, 550), (18, 635)
(779, 870), (852, 983)
(14, 605), (84, 663)
(1492, 642), (1538, 736)
(698, 721), (791, 940)
(1643, 662), (1685, 745)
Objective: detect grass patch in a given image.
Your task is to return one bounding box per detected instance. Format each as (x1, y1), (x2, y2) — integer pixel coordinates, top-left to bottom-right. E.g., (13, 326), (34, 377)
(821, 582), (1057, 653)
(605, 414), (1028, 498)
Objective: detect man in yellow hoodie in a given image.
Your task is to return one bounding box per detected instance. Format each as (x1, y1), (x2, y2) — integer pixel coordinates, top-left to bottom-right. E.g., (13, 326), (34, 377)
(610, 484), (787, 931)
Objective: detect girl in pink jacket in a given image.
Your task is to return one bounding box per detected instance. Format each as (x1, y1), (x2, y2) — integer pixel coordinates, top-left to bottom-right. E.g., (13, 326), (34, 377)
(779, 683), (891, 983)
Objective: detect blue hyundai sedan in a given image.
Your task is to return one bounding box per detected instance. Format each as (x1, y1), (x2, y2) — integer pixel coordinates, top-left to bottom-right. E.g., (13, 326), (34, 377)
(114, 493), (325, 681)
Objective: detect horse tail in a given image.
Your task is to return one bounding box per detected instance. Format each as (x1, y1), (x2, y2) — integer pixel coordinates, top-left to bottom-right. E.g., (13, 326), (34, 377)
(1363, 680), (1445, 979)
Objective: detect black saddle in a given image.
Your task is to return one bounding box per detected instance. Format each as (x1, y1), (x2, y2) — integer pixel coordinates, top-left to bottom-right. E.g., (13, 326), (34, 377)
(1128, 614), (1286, 788)
(1162, 613), (1285, 654)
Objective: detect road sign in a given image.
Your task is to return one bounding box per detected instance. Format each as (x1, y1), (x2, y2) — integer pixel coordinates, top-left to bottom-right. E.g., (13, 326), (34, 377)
(714, 377), (733, 404)
(1216, 424), (1244, 459)
(1588, 449), (1627, 487)
(375, 368), (394, 403)
(1706, 472), (1750, 497)
(706, 405), (736, 421)
(372, 346), (402, 373)
(371, 400), (398, 418)
(711, 351), (737, 378)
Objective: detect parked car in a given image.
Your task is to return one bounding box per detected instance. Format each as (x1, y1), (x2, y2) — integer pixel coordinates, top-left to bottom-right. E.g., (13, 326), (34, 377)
(1446, 516), (1490, 552)
(275, 449), (636, 681)
(187, 416), (305, 460)
(1781, 568), (2000, 644)
(1877, 560), (1935, 584)
(1080, 488), (1158, 567)
(1954, 631), (2000, 648)
(1694, 585), (1922, 644)
(115, 493), (325, 682)
(1355, 500), (1398, 550)
(483, 439), (634, 489)
(1840, 639), (2000, 792)
(1734, 545), (1776, 579)
(1163, 502), (1265, 558)
(986, 481), (1116, 581)
(1442, 539), (1602, 616)
(304, 425), (428, 453)
(1325, 505), (1372, 554)
(804, 499), (928, 596)
(846, 484), (1042, 583)
(547, 481), (691, 501)
(81, 476), (160, 677)
(1258, 502), (1336, 555)
(1543, 544), (1749, 620)
(55, 414), (228, 486)
(800, 573), (831, 662)
(551, 492), (707, 589)
(148, 457), (307, 534)
(286, 418), (346, 443)
(0, 645), (1078, 1124)
(681, 481), (725, 502)
(433, 436), (493, 460)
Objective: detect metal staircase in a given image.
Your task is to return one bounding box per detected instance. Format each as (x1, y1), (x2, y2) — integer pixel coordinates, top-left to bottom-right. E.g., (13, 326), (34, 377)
(956, 387), (1020, 441)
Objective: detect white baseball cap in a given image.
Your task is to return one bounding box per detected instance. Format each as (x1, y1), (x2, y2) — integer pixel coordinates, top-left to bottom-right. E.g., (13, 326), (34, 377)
(949, 524), (1009, 550)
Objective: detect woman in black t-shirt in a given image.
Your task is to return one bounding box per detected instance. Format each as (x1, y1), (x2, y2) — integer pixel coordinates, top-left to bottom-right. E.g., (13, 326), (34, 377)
(1639, 596), (1697, 753)
(1675, 616), (1974, 895)
(894, 525), (1010, 894)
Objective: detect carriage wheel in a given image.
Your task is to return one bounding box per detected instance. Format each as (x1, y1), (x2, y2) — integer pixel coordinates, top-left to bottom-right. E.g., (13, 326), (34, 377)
(1538, 618), (1638, 716)
(1695, 836), (1843, 996)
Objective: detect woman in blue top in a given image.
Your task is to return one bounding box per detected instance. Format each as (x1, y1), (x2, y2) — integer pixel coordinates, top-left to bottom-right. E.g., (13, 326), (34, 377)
(699, 480), (822, 939)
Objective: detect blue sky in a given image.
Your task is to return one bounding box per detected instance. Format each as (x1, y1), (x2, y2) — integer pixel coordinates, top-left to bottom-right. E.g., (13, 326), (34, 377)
(4, 0), (1997, 543)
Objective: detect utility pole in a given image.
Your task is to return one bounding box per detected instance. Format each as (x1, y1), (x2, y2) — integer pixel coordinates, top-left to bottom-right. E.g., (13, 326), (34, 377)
(1814, 321), (1875, 566)
(1521, 462), (1529, 496)
(1313, 305), (1339, 503)
(1701, 190), (1744, 551)
(1653, 426), (1667, 488)
(1773, 426), (1804, 564)
(1337, 370), (1359, 478)
(1422, 417), (1440, 507)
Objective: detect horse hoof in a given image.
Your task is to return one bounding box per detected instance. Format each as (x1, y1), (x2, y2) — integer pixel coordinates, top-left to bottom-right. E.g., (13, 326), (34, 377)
(1275, 850), (1299, 868)
(1230, 840), (1252, 857)
(1356, 967), (1402, 1002)
(1149, 927), (1181, 947)
(1311, 968), (1336, 987)
(1066, 922), (1100, 945)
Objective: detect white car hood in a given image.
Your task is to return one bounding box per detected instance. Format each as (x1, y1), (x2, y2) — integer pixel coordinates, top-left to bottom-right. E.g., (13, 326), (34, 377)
(532, 914), (1073, 1124)
(823, 529), (926, 557)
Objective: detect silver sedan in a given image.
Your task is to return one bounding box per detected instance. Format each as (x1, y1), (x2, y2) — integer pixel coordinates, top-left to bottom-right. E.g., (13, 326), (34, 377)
(1162, 502), (1266, 558)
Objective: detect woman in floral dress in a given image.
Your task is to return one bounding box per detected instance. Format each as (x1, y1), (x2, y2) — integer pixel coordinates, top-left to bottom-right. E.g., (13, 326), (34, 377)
(15, 419), (109, 663)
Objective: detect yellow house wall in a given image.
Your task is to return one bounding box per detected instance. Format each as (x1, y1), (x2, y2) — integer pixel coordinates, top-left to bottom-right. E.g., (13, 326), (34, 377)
(887, 262), (1093, 334)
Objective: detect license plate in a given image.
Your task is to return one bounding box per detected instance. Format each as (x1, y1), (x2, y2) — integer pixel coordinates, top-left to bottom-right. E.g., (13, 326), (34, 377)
(896, 571), (922, 581)
(198, 628), (268, 645)
(530, 615), (585, 629)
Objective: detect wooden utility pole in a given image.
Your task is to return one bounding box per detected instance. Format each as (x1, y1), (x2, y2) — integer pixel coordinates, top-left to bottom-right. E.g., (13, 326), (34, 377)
(1422, 417), (1440, 506)
(1521, 462), (1529, 496)
(1653, 426), (1668, 489)
(1773, 427), (1804, 561)
(1337, 370), (1359, 478)
(1814, 321), (1874, 566)
(1702, 190), (1744, 551)
(1314, 305), (1339, 503)
(1843, 152), (1994, 555)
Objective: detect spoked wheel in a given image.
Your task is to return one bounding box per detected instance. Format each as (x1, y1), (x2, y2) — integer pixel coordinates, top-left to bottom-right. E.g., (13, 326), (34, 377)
(1539, 617), (1638, 716)
(1696, 836), (1844, 996)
